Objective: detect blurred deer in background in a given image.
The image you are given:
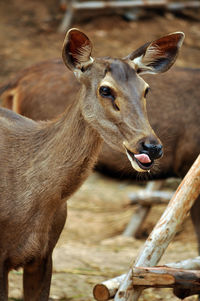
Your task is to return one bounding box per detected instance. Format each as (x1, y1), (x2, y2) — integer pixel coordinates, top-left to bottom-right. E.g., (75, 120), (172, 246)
(1, 59), (78, 121)
(0, 29), (184, 300)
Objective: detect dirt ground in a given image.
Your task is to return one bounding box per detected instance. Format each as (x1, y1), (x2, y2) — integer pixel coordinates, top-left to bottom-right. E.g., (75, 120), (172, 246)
(0, 1), (200, 300)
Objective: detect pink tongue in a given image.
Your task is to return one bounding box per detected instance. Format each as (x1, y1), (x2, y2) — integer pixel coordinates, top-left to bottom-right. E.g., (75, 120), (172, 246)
(134, 153), (151, 164)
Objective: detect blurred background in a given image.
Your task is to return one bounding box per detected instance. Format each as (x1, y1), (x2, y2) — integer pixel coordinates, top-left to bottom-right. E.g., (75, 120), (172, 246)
(0, 1), (200, 300)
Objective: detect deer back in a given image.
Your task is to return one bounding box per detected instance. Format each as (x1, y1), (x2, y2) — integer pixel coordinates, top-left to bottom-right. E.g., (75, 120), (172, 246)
(0, 59), (80, 120)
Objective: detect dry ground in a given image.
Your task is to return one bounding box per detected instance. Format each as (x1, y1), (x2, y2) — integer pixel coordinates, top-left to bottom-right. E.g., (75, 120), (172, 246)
(0, 1), (200, 300)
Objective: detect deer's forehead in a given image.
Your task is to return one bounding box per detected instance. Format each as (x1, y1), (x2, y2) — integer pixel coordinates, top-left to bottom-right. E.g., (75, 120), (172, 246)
(97, 59), (145, 91)
(109, 60), (137, 83)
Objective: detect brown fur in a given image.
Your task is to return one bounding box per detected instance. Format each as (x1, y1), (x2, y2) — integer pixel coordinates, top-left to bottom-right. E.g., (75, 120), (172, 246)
(0, 99), (101, 300)
(2, 62), (199, 178)
(0, 59), (78, 120)
(0, 30), (185, 300)
(100, 67), (200, 179)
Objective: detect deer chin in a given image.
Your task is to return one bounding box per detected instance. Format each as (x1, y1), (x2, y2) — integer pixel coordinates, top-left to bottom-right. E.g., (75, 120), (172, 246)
(125, 149), (154, 172)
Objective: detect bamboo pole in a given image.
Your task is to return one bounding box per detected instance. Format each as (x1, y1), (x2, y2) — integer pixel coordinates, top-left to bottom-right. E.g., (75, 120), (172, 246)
(93, 154), (200, 301)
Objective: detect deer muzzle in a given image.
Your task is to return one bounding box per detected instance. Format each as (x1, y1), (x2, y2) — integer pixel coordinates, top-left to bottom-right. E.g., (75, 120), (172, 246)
(123, 139), (163, 172)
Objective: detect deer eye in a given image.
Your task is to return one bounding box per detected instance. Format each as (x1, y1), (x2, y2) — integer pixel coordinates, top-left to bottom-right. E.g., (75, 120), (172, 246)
(99, 86), (114, 99)
(99, 86), (120, 111)
(144, 87), (150, 98)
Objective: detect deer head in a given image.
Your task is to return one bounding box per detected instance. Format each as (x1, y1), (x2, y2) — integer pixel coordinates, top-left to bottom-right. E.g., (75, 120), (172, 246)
(62, 29), (184, 172)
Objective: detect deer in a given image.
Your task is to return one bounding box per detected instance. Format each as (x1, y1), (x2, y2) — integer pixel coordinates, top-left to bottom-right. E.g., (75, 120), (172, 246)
(0, 59), (79, 121)
(1, 35), (200, 255)
(0, 28), (184, 300)
(1, 50), (200, 179)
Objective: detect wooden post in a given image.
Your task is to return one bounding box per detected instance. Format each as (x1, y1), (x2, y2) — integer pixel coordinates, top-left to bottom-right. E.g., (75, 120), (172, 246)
(58, 0), (75, 32)
(93, 154), (200, 301)
(123, 181), (164, 237)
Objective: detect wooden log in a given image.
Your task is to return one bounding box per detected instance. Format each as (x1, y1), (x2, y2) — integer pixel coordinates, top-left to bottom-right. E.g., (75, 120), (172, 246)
(93, 154), (200, 301)
(115, 154), (200, 301)
(165, 257), (200, 298)
(165, 256), (200, 270)
(58, 1), (200, 32)
(93, 257), (200, 300)
(131, 266), (200, 298)
(168, 1), (200, 10)
(129, 190), (173, 205)
(61, 0), (200, 11)
(123, 181), (163, 237)
(93, 274), (126, 301)
(132, 266), (200, 299)
(58, 0), (75, 32)
(71, 0), (166, 10)
(131, 266), (200, 289)
(122, 205), (151, 238)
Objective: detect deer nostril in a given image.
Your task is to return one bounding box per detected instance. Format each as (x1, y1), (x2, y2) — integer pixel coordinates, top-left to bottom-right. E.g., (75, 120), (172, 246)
(141, 142), (163, 160)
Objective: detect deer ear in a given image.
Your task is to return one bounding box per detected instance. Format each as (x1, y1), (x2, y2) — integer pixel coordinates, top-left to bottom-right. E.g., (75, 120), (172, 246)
(127, 32), (185, 75)
(62, 28), (93, 71)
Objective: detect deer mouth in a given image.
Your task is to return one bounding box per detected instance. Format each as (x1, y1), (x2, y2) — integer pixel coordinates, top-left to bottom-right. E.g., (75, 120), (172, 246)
(126, 149), (154, 172)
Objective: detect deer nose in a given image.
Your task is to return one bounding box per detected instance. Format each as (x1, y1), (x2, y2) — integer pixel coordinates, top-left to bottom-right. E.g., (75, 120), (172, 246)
(140, 140), (163, 160)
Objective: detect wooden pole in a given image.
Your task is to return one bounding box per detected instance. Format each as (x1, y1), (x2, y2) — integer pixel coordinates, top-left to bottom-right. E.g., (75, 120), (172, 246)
(122, 205), (151, 238)
(93, 154), (200, 301)
(62, 0), (200, 11)
(115, 154), (200, 301)
(165, 256), (200, 270)
(72, 0), (166, 10)
(58, 1), (200, 32)
(123, 181), (164, 237)
(129, 190), (173, 206)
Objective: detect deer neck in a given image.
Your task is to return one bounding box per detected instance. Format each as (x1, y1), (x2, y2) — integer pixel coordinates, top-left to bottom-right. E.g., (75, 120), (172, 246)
(31, 97), (102, 204)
